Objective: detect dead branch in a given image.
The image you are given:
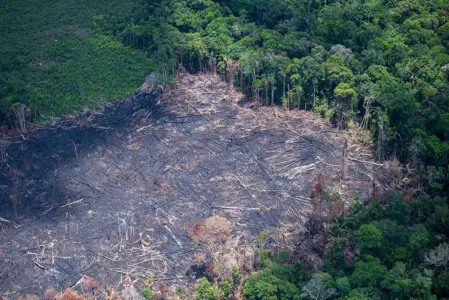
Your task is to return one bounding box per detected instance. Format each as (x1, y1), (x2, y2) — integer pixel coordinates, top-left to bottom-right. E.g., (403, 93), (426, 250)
(60, 198), (83, 208)
(164, 225), (183, 248)
(0, 217), (11, 224)
(212, 206), (261, 211)
(348, 157), (383, 166)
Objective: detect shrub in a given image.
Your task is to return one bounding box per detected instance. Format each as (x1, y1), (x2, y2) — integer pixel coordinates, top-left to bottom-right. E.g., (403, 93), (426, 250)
(195, 277), (216, 300)
(142, 288), (152, 300)
(219, 280), (231, 299)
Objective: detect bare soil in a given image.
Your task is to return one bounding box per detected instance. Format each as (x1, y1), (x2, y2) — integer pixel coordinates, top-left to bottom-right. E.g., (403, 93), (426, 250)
(0, 74), (387, 298)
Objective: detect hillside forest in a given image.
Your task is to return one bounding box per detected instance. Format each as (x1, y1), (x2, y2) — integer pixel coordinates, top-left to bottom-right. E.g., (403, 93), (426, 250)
(1, 0), (449, 299)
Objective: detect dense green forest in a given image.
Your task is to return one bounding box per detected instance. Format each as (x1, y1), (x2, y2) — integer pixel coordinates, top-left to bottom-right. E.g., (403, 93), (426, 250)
(108, 0), (448, 299)
(2, 0), (449, 299)
(0, 0), (156, 125)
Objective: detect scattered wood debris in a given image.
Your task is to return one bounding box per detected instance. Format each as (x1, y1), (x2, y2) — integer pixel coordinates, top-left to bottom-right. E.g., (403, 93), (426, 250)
(0, 73), (388, 296)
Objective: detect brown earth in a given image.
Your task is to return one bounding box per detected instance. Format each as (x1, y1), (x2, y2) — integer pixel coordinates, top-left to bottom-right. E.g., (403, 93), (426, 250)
(0, 74), (388, 298)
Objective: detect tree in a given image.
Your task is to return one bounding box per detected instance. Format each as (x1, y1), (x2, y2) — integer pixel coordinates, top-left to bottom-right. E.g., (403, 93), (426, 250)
(324, 55), (354, 95)
(290, 74), (303, 109)
(333, 83), (357, 129)
(358, 80), (379, 130)
(298, 56), (324, 108)
(384, 192), (410, 226)
(432, 272), (449, 298)
(425, 243), (449, 272)
(184, 33), (208, 71)
(243, 261), (302, 300)
(409, 268), (435, 300)
(341, 296), (372, 300)
(350, 256), (388, 288)
(10, 102), (27, 133)
(371, 219), (408, 262)
(335, 277), (351, 296)
(195, 277), (216, 300)
(381, 262), (412, 299)
(356, 224), (382, 250)
(330, 44), (354, 65)
(408, 225), (430, 261)
(301, 273), (336, 300)
(343, 288), (381, 300)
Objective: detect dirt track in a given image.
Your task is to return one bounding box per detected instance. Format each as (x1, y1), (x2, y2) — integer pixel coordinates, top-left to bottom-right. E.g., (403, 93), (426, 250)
(0, 74), (386, 297)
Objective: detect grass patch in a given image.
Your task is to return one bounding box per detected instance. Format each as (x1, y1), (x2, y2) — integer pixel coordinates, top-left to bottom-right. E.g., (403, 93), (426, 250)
(0, 0), (155, 124)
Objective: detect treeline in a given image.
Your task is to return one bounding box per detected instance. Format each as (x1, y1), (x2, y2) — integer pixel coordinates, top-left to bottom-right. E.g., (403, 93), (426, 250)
(94, 1), (449, 299)
(97, 0), (449, 192)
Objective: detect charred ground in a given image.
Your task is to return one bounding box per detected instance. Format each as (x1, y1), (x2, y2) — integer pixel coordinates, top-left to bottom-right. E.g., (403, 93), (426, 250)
(0, 74), (386, 297)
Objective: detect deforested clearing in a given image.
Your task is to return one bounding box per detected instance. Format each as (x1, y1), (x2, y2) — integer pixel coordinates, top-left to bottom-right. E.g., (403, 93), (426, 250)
(0, 74), (387, 296)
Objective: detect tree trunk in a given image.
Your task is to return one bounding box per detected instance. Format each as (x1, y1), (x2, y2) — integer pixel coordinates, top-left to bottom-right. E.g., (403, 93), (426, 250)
(283, 75), (286, 100)
(313, 80), (316, 108)
(11, 104), (26, 133)
(265, 83), (269, 106)
(297, 90), (300, 110)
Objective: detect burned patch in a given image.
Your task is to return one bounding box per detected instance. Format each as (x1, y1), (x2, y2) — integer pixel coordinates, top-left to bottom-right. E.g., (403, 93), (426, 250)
(0, 74), (388, 297)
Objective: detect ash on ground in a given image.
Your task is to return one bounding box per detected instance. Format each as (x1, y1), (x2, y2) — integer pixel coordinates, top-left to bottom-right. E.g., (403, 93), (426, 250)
(0, 74), (388, 297)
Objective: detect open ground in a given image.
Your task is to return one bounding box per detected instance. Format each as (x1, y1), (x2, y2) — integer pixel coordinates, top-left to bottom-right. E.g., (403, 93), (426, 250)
(0, 74), (388, 298)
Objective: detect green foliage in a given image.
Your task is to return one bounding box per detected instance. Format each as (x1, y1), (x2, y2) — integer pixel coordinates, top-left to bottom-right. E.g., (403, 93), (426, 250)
(243, 251), (307, 300)
(380, 262), (412, 299)
(34, 35), (155, 119)
(99, 0), (449, 182)
(408, 225), (430, 260)
(256, 229), (270, 248)
(219, 280), (231, 300)
(232, 265), (240, 291)
(384, 193), (411, 225)
(317, 191), (449, 299)
(336, 277), (351, 296)
(350, 256), (388, 289)
(243, 269), (301, 300)
(142, 288), (152, 300)
(356, 224), (382, 249)
(4, 1), (449, 298)
(142, 276), (153, 300)
(0, 0), (156, 125)
(352, 202), (383, 228)
(195, 277), (216, 300)
(371, 219), (408, 262)
(272, 250), (290, 264)
(341, 295), (372, 300)
(432, 272), (449, 298)
(324, 240), (347, 277)
(389, 247), (413, 265)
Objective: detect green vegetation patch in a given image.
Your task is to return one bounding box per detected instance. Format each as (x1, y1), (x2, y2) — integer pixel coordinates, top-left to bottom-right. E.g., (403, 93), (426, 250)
(28, 34), (156, 119)
(0, 0), (155, 124)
